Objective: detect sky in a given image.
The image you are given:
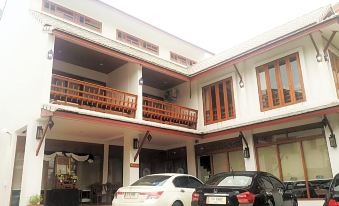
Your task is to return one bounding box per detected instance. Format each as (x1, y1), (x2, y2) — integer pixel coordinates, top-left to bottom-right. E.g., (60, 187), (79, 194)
(0, 0), (336, 53)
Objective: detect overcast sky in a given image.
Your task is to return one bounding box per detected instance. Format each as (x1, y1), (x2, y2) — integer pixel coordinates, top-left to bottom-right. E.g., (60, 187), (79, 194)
(1, 0), (336, 53)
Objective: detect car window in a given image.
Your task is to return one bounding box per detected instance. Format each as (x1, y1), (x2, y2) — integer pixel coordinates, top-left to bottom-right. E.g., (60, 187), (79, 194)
(259, 177), (274, 189)
(187, 177), (203, 188)
(131, 175), (170, 186)
(333, 177), (339, 192)
(173, 176), (190, 188)
(269, 176), (285, 189)
(206, 174), (253, 187)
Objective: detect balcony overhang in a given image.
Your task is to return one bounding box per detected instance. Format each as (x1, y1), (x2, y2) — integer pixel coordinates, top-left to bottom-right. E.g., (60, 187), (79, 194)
(53, 30), (190, 82)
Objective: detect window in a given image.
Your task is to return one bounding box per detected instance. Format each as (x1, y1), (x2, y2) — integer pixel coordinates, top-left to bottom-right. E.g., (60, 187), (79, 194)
(202, 77), (235, 125)
(170, 52), (196, 66)
(256, 53), (305, 111)
(42, 0), (102, 32)
(116, 30), (159, 55)
(132, 175), (170, 186)
(206, 174), (253, 187)
(187, 177), (203, 188)
(173, 176), (190, 188)
(255, 126), (333, 199)
(260, 177), (274, 189)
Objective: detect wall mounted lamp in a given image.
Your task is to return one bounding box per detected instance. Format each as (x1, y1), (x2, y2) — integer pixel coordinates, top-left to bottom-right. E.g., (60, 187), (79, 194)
(322, 116), (337, 148)
(239, 132), (250, 158)
(234, 64), (244, 88)
(36, 126), (44, 140)
(42, 24), (53, 32)
(133, 138), (139, 149)
(139, 77), (144, 85)
(47, 49), (54, 60)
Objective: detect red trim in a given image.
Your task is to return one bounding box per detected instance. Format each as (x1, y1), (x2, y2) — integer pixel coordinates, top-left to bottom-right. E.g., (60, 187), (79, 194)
(53, 111), (200, 138)
(191, 17), (339, 80)
(52, 30), (189, 82)
(203, 105), (339, 138)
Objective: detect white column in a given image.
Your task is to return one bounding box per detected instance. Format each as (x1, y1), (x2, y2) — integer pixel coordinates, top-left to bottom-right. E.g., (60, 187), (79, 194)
(186, 140), (197, 176)
(243, 131), (257, 171)
(135, 65), (143, 120)
(0, 130), (17, 206)
(324, 115), (339, 175)
(102, 144), (109, 184)
(123, 133), (139, 186)
(19, 122), (46, 206)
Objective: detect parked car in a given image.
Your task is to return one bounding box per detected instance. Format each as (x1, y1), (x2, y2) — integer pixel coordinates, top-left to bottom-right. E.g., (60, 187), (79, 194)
(192, 171), (297, 206)
(324, 173), (339, 206)
(112, 173), (203, 206)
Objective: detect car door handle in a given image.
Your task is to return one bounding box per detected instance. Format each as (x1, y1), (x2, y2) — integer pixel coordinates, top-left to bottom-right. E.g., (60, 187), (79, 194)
(180, 189), (185, 193)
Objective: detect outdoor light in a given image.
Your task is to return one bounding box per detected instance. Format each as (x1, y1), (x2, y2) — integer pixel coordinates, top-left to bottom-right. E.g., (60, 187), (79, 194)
(239, 132), (250, 158)
(47, 49), (54, 60)
(48, 117), (55, 130)
(316, 54), (323, 62)
(239, 80), (244, 88)
(36, 126), (44, 140)
(322, 116), (337, 148)
(42, 24), (53, 32)
(133, 138), (139, 149)
(324, 53), (330, 62)
(147, 133), (152, 142)
(234, 64), (244, 88)
(139, 77), (144, 85)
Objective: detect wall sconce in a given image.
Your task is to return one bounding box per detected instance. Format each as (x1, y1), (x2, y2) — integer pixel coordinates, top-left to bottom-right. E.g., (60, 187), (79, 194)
(239, 132), (250, 158)
(139, 77), (144, 85)
(42, 24), (53, 32)
(36, 126), (44, 140)
(133, 138), (139, 149)
(324, 53), (330, 62)
(322, 116), (337, 148)
(234, 64), (244, 88)
(48, 117), (55, 130)
(47, 49), (54, 60)
(147, 133), (152, 142)
(316, 53), (323, 62)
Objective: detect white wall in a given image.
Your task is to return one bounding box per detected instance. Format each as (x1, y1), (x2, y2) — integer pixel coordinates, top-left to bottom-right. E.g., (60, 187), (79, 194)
(195, 32), (339, 132)
(143, 85), (165, 99)
(30, 0), (213, 64)
(0, 0), (55, 204)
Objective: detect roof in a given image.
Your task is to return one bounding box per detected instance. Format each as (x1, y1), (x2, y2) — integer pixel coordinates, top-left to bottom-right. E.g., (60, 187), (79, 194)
(95, 0), (214, 55)
(188, 4), (336, 75)
(31, 4), (338, 78)
(30, 10), (189, 75)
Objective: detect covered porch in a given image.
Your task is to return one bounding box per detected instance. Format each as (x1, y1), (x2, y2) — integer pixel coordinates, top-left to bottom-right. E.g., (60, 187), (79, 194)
(10, 110), (198, 206)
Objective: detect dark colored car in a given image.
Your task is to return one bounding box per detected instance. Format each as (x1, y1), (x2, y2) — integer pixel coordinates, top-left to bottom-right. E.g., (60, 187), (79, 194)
(324, 174), (339, 206)
(192, 171), (297, 206)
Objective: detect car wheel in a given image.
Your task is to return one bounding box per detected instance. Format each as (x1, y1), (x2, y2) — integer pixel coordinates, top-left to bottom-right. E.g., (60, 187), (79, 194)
(172, 200), (183, 206)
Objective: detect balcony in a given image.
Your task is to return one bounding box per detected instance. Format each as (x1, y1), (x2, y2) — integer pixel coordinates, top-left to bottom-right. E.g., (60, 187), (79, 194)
(50, 74), (137, 118)
(143, 97), (198, 129)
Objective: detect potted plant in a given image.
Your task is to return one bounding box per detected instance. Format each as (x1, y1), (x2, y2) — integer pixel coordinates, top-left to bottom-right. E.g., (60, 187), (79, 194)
(27, 194), (43, 206)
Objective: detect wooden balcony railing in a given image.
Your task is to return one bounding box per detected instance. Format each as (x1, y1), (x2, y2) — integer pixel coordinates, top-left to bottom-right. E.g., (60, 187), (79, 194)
(143, 97), (198, 129)
(50, 74), (137, 118)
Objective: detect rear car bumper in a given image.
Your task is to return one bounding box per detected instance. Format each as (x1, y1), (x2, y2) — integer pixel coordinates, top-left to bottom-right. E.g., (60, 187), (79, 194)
(112, 199), (169, 206)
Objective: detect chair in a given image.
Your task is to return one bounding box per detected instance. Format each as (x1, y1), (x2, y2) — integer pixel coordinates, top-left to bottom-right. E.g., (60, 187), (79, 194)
(90, 183), (104, 204)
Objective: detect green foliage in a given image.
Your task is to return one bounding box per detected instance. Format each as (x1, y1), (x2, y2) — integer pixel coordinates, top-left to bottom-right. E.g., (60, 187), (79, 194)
(28, 195), (41, 205)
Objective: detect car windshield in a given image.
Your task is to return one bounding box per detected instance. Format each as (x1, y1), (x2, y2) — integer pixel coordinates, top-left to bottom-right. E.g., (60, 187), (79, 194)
(206, 174), (253, 187)
(131, 175), (171, 186)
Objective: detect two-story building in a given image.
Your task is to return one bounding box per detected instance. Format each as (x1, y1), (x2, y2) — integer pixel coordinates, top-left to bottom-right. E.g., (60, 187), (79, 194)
(0, 0), (339, 206)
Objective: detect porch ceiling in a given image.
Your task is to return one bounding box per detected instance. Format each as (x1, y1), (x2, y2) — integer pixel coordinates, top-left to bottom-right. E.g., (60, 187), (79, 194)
(54, 38), (127, 74)
(48, 115), (192, 149)
(142, 67), (185, 90)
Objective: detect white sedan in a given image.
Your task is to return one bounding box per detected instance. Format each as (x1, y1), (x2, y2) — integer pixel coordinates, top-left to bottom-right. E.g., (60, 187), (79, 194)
(112, 173), (203, 206)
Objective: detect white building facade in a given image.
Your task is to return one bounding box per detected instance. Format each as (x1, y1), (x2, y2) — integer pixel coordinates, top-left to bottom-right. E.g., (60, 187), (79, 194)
(0, 0), (339, 206)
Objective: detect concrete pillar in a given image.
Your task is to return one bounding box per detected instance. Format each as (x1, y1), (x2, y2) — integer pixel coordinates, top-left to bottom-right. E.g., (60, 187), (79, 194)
(123, 133), (139, 186)
(102, 144), (109, 184)
(186, 140), (197, 176)
(0, 130), (17, 206)
(19, 122), (46, 206)
(324, 115), (339, 175)
(135, 65), (143, 120)
(243, 131), (257, 171)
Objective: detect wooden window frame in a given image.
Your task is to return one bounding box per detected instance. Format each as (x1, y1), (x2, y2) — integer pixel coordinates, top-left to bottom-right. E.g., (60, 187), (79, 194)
(116, 30), (159, 55)
(42, 0), (102, 32)
(329, 51), (339, 98)
(170, 52), (196, 66)
(202, 77), (236, 125)
(256, 52), (306, 111)
(254, 128), (331, 200)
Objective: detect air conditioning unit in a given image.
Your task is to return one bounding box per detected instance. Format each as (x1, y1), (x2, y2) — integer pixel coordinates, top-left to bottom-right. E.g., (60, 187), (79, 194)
(165, 88), (178, 102)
